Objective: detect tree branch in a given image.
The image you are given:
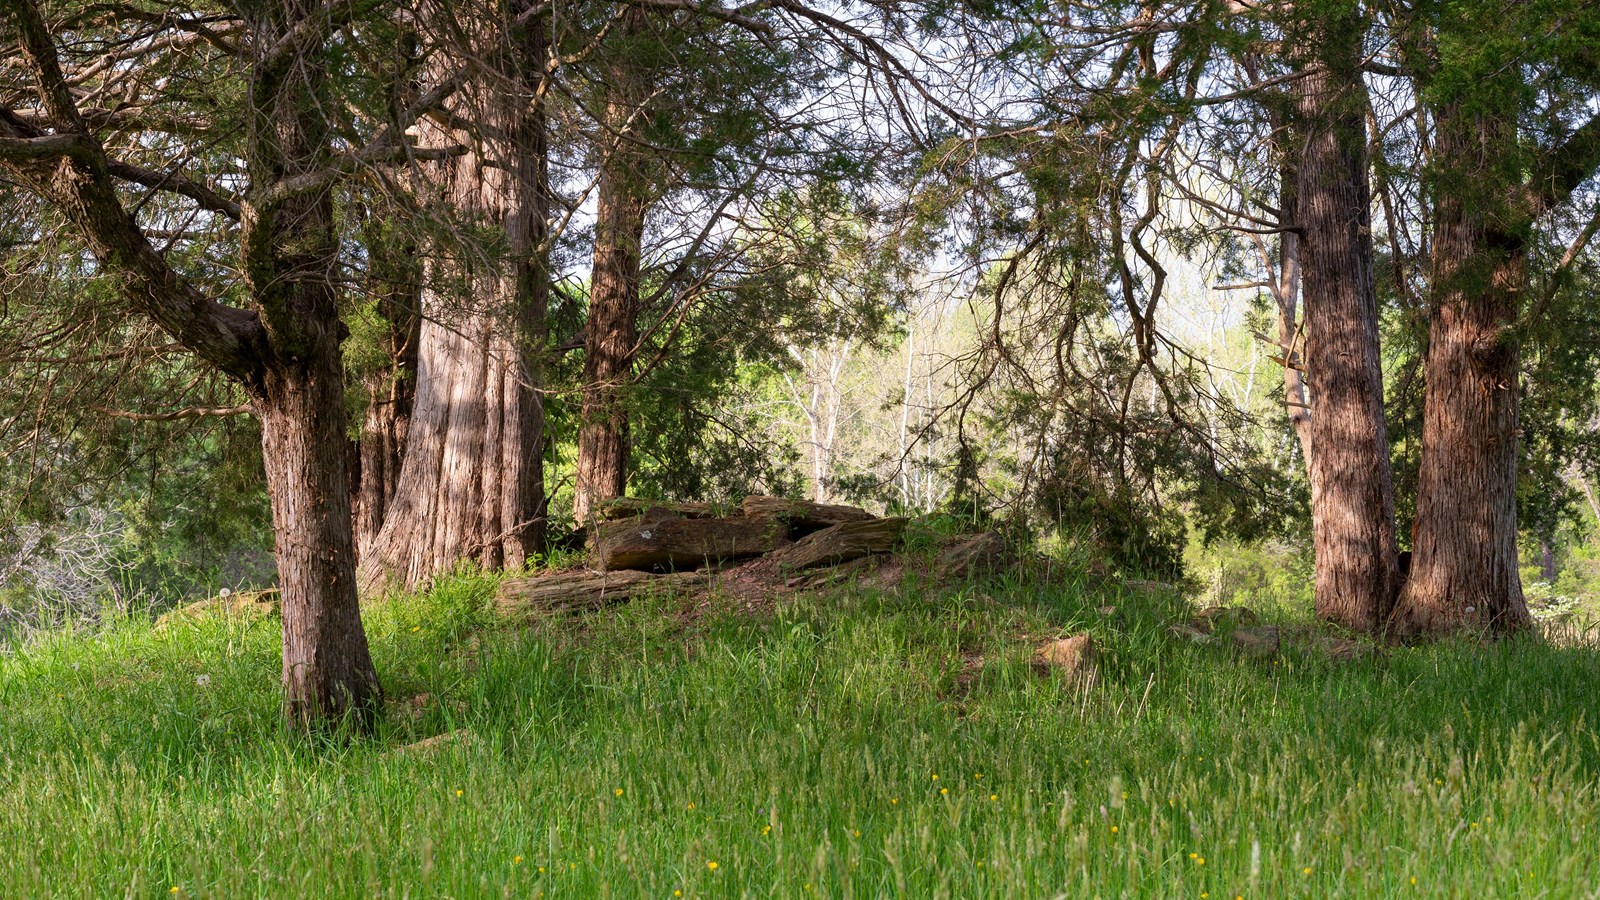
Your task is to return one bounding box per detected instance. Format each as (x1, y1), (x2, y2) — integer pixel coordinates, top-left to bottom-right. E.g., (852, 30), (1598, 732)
(90, 403), (252, 421)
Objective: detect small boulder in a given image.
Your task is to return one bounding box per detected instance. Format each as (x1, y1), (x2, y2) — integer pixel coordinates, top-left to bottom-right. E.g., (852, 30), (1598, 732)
(1032, 633), (1099, 685)
(1166, 622), (1217, 644)
(155, 588), (280, 629)
(1230, 626), (1280, 657)
(389, 729), (478, 757)
(934, 531), (1010, 582)
(1192, 606), (1259, 632)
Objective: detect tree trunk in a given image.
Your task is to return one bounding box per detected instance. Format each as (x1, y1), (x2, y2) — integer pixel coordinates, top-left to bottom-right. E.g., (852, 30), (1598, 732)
(1273, 151), (1314, 462)
(257, 355), (381, 728)
(573, 15), (653, 524)
(358, 8), (550, 589)
(0, 0), (387, 731)
(1294, 16), (1401, 633)
(355, 221), (422, 550)
(1391, 108), (1532, 636)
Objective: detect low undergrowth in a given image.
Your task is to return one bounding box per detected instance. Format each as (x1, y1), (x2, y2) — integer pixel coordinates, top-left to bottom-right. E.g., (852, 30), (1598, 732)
(2, 566), (1598, 897)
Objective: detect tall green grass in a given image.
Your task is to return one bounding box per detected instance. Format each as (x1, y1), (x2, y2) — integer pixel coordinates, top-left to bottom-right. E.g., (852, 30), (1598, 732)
(2, 568), (1598, 896)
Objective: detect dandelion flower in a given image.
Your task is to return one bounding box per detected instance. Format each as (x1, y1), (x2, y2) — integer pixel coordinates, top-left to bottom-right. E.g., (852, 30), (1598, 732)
(975, 773), (983, 779)
(411, 626), (421, 633)
(1304, 867), (1313, 875)
(615, 788), (624, 797)
(940, 788), (948, 796)
(853, 830), (861, 838)
(538, 866), (545, 874)
(763, 826), (772, 836)
(675, 892), (682, 897)
(990, 794), (998, 802)
(455, 790), (463, 797)
(514, 856), (523, 865)
(890, 798), (899, 805)
(1198, 857), (1205, 866)
(1110, 826), (1119, 834)
(1411, 877), (1417, 885)
(707, 861), (719, 871)
(932, 774), (939, 781)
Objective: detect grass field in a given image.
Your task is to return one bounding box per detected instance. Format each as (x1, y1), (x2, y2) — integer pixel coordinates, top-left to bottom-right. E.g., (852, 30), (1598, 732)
(3, 565), (1599, 897)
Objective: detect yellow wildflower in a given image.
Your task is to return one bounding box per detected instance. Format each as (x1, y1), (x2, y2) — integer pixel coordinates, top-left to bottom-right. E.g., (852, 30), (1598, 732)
(707, 861), (719, 871)
(615, 788), (624, 797)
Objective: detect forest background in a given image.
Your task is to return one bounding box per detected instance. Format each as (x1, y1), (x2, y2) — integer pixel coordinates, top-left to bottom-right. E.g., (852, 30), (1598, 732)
(3, 0), (1599, 651)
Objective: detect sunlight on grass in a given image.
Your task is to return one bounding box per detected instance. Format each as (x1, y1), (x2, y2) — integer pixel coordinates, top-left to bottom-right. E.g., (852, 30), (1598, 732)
(2, 568), (1598, 895)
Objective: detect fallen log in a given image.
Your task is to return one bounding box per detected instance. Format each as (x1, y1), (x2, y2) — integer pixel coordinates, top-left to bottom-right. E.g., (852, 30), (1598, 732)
(741, 495), (875, 533)
(497, 569), (709, 619)
(767, 517), (908, 570)
(599, 497), (721, 521)
(593, 515), (790, 571)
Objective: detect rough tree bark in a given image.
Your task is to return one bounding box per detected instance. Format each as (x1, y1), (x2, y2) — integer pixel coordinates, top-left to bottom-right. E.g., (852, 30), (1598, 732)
(359, 4), (550, 589)
(1293, 12), (1401, 633)
(0, 0), (383, 727)
(573, 9), (654, 524)
(1390, 74), (1600, 636)
(1391, 107), (1532, 637)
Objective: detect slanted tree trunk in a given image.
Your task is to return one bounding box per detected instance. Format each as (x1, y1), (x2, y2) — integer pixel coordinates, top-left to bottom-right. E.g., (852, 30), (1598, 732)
(0, 0), (406, 730)
(1391, 107), (1532, 636)
(573, 10), (654, 524)
(1293, 13), (1400, 633)
(359, 6), (550, 589)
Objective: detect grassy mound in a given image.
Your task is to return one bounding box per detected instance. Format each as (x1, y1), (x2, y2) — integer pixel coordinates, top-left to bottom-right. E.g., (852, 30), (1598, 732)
(2, 568), (1598, 896)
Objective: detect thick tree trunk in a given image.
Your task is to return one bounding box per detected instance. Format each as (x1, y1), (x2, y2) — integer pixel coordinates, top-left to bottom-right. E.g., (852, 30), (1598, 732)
(257, 356), (381, 728)
(1294, 18), (1400, 633)
(573, 25), (652, 524)
(1391, 110), (1533, 637)
(358, 9), (550, 589)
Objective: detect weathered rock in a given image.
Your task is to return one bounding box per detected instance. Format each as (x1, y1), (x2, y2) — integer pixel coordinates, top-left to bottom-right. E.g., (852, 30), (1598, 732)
(1032, 633), (1099, 684)
(1230, 626), (1280, 657)
(593, 515), (789, 571)
(599, 497), (721, 521)
(741, 495), (875, 533)
(1166, 622), (1216, 644)
(934, 531), (1010, 582)
(1192, 606), (1260, 631)
(155, 589), (280, 629)
(766, 517), (908, 571)
(497, 569), (708, 619)
(389, 728), (478, 757)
